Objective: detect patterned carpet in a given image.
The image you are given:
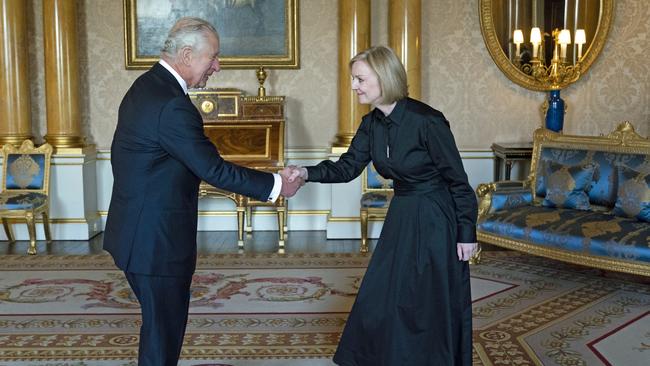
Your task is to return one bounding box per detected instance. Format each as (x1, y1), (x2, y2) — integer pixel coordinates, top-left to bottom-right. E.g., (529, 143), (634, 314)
(0, 251), (648, 366)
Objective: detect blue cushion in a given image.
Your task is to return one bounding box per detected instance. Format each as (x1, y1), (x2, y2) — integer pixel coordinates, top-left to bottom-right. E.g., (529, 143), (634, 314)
(613, 165), (650, 222)
(0, 192), (47, 210)
(361, 191), (392, 208)
(534, 148), (590, 197)
(489, 189), (533, 213)
(5, 153), (46, 190)
(542, 161), (595, 210)
(478, 206), (650, 263)
(535, 148), (648, 207)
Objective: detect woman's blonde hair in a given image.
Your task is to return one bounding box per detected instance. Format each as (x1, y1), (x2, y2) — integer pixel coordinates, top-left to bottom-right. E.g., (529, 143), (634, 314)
(349, 46), (408, 104)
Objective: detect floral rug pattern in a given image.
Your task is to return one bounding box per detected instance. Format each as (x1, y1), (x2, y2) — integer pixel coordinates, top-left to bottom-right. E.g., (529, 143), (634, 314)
(1, 252), (648, 365)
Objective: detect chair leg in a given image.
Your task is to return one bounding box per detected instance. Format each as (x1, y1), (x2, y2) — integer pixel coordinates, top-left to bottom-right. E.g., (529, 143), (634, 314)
(2, 218), (15, 243)
(42, 212), (52, 243)
(360, 209), (369, 254)
(276, 205), (285, 254)
(26, 213), (37, 255)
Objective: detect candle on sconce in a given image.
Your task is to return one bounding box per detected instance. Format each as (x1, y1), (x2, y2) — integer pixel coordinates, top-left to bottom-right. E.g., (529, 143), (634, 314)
(558, 29), (571, 59)
(513, 29), (524, 57)
(530, 27), (542, 58)
(575, 29), (586, 59)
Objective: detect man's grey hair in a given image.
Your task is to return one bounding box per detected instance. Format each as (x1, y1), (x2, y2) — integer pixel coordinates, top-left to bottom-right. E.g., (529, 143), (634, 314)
(161, 17), (219, 59)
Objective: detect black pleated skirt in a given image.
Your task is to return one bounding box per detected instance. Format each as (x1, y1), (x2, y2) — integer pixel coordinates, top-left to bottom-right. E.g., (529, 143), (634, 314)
(333, 192), (472, 366)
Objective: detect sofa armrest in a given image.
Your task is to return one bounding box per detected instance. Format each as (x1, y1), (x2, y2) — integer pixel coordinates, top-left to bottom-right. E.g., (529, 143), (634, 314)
(477, 180), (533, 218)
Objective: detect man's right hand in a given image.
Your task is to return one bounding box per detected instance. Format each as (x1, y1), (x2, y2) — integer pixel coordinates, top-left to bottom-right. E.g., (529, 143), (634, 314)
(280, 173), (303, 197)
(281, 165), (308, 183)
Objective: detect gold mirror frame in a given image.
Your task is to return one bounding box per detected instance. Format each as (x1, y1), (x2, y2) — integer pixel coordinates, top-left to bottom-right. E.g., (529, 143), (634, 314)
(478, 0), (614, 91)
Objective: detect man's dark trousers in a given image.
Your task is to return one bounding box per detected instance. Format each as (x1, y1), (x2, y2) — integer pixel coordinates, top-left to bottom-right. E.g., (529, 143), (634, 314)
(125, 272), (193, 366)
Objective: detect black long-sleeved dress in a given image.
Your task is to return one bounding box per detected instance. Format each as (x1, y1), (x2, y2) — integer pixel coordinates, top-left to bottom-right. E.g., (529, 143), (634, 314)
(306, 98), (477, 366)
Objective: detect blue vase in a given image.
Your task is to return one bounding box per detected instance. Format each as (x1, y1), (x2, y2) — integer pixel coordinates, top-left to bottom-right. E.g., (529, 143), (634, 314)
(545, 90), (564, 132)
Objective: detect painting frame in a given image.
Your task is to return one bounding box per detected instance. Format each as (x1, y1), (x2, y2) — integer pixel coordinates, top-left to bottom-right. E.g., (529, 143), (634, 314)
(123, 0), (299, 70)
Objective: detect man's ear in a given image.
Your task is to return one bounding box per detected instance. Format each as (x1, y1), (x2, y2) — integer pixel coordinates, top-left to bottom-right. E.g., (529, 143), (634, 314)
(180, 46), (193, 66)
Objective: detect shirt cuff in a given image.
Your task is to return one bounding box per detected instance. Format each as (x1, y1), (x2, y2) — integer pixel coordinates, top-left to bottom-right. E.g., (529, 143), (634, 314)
(268, 173), (282, 203)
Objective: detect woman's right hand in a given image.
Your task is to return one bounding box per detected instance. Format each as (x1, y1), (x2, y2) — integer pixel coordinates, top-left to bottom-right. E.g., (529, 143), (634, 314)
(281, 165), (308, 183)
(457, 243), (478, 261)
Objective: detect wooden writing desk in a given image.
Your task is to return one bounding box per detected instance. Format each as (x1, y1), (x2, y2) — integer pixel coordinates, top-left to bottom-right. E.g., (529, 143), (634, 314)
(189, 88), (287, 252)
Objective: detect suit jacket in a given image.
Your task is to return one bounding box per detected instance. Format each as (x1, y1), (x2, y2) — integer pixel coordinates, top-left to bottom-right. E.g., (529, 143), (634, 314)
(104, 63), (274, 277)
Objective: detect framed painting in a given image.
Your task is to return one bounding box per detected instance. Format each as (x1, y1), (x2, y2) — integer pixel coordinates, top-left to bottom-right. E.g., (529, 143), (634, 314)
(124, 0), (299, 69)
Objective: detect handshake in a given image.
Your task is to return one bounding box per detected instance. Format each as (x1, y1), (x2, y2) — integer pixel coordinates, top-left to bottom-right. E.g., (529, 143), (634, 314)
(279, 165), (308, 198)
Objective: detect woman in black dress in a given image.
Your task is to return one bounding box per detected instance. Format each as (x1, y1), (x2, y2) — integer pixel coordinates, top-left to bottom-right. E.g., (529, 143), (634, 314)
(283, 46), (478, 365)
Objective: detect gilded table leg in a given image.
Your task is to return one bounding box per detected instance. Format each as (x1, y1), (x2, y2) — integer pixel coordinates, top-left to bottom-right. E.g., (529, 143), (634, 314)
(237, 207), (245, 251)
(276, 204), (285, 254)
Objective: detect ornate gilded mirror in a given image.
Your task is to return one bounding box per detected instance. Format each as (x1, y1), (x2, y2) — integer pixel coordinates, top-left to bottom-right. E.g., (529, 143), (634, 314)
(479, 0), (614, 91)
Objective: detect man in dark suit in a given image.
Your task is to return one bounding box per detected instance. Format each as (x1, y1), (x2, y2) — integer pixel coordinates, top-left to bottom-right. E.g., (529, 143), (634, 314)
(103, 17), (302, 366)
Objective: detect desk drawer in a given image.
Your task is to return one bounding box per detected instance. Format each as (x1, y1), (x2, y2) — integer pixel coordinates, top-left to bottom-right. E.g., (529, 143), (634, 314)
(204, 124), (282, 163)
(242, 104), (282, 118)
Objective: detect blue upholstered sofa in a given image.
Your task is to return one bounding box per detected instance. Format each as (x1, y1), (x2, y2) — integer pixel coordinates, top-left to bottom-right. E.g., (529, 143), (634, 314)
(476, 122), (650, 276)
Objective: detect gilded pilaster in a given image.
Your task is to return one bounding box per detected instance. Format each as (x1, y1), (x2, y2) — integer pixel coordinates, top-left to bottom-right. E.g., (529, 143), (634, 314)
(0, 0), (32, 145)
(389, 0), (421, 99)
(43, 0), (84, 148)
(333, 0), (370, 150)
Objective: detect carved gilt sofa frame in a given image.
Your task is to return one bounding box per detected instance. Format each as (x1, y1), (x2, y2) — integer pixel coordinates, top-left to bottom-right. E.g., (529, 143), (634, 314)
(476, 122), (650, 277)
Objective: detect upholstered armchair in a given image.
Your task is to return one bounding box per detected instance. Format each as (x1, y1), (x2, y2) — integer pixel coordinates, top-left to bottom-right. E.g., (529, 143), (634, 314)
(0, 140), (54, 255)
(359, 162), (393, 253)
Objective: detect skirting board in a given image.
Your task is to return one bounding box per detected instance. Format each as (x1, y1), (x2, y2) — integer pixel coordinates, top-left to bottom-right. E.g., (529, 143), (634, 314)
(0, 219), (102, 241)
